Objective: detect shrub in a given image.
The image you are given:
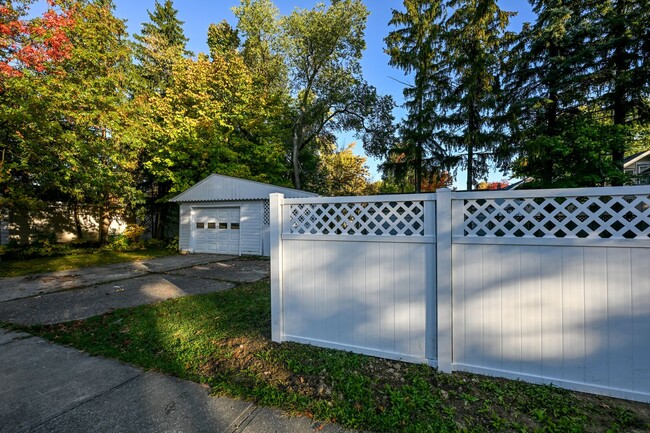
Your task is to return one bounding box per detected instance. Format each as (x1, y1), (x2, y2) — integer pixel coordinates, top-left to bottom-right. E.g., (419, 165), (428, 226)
(123, 224), (146, 244)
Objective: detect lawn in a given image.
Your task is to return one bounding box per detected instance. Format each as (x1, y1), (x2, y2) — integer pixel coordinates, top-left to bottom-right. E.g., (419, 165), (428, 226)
(23, 280), (650, 433)
(0, 248), (176, 278)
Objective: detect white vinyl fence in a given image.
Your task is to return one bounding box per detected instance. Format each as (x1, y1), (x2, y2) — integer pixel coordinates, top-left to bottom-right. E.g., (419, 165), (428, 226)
(270, 186), (650, 403)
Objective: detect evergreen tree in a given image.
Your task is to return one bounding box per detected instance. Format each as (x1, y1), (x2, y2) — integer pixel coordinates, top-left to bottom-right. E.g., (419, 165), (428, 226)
(583, 0), (650, 181)
(442, 0), (514, 190)
(504, 0), (648, 187)
(504, 0), (588, 186)
(385, 0), (449, 192)
(133, 0), (193, 239)
(207, 20), (240, 61)
(133, 0), (191, 92)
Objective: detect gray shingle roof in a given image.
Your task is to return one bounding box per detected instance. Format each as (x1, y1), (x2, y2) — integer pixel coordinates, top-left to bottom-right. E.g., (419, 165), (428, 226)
(169, 174), (318, 202)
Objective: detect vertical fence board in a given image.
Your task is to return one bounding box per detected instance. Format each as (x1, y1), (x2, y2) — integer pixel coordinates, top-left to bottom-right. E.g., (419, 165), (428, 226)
(631, 248), (650, 392)
(560, 248), (586, 383)
(607, 248), (634, 391)
(583, 247), (609, 387)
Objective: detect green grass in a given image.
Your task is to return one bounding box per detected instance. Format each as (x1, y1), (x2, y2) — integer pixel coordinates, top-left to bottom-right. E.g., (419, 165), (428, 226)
(21, 281), (650, 433)
(0, 248), (176, 278)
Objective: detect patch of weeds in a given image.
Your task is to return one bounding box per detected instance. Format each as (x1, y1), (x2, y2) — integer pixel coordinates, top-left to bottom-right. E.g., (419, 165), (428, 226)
(0, 247), (176, 278)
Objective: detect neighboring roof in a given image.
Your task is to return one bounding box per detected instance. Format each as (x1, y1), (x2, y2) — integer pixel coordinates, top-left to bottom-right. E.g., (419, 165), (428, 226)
(169, 174), (319, 202)
(623, 150), (650, 167)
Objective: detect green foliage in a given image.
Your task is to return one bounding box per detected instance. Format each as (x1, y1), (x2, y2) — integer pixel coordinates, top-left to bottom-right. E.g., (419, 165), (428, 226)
(385, 0), (450, 192)
(311, 142), (375, 196)
(514, 116), (632, 187)
(0, 0), (143, 245)
(234, 0), (395, 190)
(207, 21), (240, 60)
(502, 0), (650, 188)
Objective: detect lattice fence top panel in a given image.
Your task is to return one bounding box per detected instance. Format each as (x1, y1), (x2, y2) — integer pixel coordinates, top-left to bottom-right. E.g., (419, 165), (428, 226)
(262, 200), (270, 226)
(462, 194), (650, 239)
(288, 201), (425, 236)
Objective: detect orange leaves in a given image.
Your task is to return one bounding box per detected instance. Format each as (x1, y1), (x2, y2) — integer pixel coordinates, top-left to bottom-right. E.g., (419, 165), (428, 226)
(0, 0), (74, 79)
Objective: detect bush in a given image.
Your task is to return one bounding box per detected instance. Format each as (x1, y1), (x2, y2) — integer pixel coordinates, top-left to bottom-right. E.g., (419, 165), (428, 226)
(123, 224), (145, 244)
(145, 238), (166, 249)
(166, 236), (179, 252)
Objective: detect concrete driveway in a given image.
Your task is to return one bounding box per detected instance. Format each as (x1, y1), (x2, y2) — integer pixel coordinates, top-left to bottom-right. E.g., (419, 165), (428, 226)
(0, 254), (270, 326)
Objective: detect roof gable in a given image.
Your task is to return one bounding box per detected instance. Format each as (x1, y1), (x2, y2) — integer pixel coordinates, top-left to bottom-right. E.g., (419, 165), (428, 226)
(169, 174), (318, 202)
(623, 150), (650, 167)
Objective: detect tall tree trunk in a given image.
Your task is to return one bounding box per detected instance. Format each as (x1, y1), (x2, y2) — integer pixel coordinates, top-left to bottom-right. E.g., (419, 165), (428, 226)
(543, 89), (559, 185)
(291, 124), (303, 190)
(466, 99), (478, 191)
(611, 0), (628, 186)
(466, 142), (474, 191)
(153, 182), (171, 239)
(415, 143), (422, 193)
(98, 197), (111, 246)
(72, 202), (83, 241)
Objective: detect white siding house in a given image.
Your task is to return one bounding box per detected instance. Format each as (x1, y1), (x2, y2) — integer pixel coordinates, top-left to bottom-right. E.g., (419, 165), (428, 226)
(170, 174), (317, 256)
(624, 150), (650, 184)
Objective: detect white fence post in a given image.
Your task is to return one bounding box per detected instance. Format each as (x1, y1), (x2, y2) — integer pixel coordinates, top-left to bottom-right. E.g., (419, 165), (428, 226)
(435, 188), (453, 373)
(270, 193), (284, 342)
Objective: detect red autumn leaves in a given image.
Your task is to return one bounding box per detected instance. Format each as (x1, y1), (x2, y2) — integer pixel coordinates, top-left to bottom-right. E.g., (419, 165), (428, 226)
(0, 0), (74, 78)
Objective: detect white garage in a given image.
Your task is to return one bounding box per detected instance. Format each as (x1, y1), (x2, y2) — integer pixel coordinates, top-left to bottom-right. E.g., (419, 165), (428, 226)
(170, 174), (317, 256)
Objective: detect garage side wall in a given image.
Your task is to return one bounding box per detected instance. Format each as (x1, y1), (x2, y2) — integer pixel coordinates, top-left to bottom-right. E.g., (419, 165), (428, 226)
(179, 203), (192, 251)
(240, 201), (262, 255)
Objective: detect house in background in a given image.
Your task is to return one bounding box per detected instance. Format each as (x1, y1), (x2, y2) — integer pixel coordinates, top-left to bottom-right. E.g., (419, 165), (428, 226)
(0, 203), (127, 246)
(170, 174), (318, 256)
(624, 150), (650, 185)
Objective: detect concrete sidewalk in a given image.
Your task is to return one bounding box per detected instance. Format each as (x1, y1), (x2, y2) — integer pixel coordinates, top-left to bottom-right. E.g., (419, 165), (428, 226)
(0, 329), (348, 433)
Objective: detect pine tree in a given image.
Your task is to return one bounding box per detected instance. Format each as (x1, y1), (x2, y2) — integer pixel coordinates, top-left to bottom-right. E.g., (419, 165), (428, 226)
(442, 0), (514, 190)
(385, 0), (449, 192)
(504, 0), (588, 186)
(133, 0), (192, 239)
(583, 0), (650, 182)
(133, 0), (191, 92)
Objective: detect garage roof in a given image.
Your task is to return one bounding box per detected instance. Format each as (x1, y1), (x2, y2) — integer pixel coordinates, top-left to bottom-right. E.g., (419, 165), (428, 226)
(169, 174), (319, 203)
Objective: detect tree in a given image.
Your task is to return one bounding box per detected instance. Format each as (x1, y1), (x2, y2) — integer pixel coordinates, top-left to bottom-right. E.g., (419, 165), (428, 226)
(316, 142), (374, 196)
(133, 0), (191, 92)
(232, 0), (286, 93)
(133, 0), (193, 238)
(441, 0), (514, 190)
(582, 0), (650, 180)
(503, 0), (648, 188)
(207, 20), (240, 60)
(0, 0), (141, 244)
(144, 53), (289, 200)
(280, 0), (395, 189)
(503, 0), (594, 186)
(0, 0), (74, 84)
(385, 0), (449, 192)
(53, 0), (141, 244)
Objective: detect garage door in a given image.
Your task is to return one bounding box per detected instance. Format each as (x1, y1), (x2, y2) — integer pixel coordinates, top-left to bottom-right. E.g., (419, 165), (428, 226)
(193, 208), (240, 254)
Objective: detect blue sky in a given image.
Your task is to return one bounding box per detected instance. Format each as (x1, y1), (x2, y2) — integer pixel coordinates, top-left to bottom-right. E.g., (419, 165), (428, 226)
(35, 0), (535, 188)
